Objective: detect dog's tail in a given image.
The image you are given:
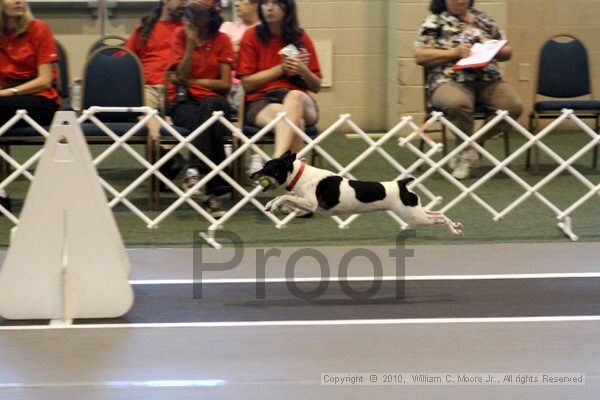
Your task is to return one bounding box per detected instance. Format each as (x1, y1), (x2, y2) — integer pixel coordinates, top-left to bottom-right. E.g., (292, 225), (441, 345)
(397, 177), (419, 207)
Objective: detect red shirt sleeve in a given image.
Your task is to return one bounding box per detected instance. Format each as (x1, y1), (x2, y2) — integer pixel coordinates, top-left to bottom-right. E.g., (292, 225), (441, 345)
(124, 25), (142, 55)
(215, 33), (234, 65)
(236, 28), (259, 77)
(167, 27), (186, 71)
(33, 20), (59, 65)
(301, 33), (322, 79)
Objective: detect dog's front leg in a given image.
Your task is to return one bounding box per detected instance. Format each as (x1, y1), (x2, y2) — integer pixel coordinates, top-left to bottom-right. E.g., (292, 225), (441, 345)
(265, 194), (317, 214)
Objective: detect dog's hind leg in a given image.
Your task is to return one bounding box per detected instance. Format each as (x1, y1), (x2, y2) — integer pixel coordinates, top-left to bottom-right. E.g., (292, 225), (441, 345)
(425, 210), (463, 236)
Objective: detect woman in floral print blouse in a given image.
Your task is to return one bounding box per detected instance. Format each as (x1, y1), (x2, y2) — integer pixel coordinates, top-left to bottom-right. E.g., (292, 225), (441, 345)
(414, 0), (522, 180)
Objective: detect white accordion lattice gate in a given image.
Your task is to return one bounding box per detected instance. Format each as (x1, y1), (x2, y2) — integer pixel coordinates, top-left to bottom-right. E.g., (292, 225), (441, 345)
(0, 107), (598, 248)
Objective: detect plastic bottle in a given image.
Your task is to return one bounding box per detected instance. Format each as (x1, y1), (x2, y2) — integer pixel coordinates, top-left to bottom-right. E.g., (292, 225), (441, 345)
(70, 79), (82, 111)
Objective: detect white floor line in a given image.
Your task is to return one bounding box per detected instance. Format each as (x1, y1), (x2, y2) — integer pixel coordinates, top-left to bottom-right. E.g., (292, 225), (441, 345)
(129, 272), (600, 285)
(2, 316), (600, 331)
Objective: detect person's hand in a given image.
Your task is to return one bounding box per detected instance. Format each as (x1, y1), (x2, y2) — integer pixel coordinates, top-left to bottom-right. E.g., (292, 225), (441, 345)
(298, 52), (310, 66)
(453, 44), (472, 59)
(282, 55), (306, 75)
(0, 89), (13, 97)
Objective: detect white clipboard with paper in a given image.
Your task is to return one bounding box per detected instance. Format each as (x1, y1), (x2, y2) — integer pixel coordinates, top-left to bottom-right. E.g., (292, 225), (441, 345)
(453, 39), (507, 70)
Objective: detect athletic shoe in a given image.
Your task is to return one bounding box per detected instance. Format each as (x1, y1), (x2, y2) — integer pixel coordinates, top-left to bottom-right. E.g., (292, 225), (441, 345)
(182, 168), (204, 199)
(203, 195), (226, 219)
(451, 150), (480, 180)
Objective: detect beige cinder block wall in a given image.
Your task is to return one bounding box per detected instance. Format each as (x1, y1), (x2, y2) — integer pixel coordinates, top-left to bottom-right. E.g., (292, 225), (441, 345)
(298, 0), (388, 131)
(33, 8), (146, 82)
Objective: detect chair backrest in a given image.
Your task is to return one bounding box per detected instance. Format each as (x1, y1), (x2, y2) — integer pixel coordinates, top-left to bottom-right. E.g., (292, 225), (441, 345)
(82, 46), (144, 122)
(53, 39), (70, 100)
(536, 34), (591, 99)
(87, 35), (127, 58)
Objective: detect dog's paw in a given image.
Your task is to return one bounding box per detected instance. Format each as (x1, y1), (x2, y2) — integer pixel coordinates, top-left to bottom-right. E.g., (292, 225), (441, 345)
(264, 199), (275, 213)
(265, 197), (283, 213)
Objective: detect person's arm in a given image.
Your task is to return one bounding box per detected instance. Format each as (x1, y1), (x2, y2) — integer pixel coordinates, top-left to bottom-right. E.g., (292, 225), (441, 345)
(0, 63), (53, 97)
(176, 24), (199, 83)
(282, 56), (321, 93)
(494, 43), (512, 62)
(414, 44), (472, 68)
(190, 63), (232, 93)
(241, 65), (284, 93)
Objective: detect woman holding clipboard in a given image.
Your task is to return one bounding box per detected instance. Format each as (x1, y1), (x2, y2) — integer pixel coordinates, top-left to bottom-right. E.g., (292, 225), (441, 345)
(413, 0), (522, 180)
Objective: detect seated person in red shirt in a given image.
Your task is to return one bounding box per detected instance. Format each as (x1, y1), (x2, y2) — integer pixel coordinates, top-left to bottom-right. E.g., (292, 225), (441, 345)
(0, 0), (61, 211)
(237, 0), (321, 158)
(166, 0), (233, 218)
(125, 0), (185, 124)
(125, 0), (186, 180)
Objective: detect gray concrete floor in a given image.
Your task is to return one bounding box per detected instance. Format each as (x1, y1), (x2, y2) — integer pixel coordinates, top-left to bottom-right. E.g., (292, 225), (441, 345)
(0, 242), (599, 399)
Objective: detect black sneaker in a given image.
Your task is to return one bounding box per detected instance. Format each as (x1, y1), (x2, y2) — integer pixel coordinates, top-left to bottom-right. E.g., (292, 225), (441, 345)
(203, 195), (226, 219)
(182, 169), (204, 199)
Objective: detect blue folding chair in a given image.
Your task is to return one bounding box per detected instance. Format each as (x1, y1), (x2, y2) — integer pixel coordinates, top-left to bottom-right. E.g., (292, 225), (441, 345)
(80, 46), (153, 204)
(527, 34), (600, 170)
(86, 35), (126, 58)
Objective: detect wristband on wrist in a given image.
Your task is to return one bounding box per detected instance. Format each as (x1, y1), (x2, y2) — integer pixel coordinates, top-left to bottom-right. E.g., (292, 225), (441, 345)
(8, 88), (19, 96)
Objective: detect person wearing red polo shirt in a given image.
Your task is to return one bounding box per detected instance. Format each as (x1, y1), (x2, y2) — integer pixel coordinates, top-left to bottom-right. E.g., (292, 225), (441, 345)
(125, 0), (186, 181)
(0, 0), (60, 212)
(237, 0), (321, 158)
(125, 0), (184, 123)
(167, 0), (233, 218)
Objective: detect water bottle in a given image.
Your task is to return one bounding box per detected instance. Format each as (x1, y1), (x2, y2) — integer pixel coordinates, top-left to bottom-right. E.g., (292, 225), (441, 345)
(70, 79), (82, 111)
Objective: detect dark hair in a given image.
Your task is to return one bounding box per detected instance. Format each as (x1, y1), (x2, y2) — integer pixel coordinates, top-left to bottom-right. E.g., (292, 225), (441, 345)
(256, 0), (303, 46)
(138, 1), (163, 50)
(429, 0), (474, 14)
(183, 4), (223, 35)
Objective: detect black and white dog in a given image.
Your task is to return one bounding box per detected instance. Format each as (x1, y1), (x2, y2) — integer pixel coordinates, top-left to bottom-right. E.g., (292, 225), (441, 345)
(250, 151), (463, 236)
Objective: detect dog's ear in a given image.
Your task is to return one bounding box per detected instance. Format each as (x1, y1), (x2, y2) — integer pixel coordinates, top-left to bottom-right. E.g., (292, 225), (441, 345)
(282, 150), (292, 158)
(283, 151), (295, 171)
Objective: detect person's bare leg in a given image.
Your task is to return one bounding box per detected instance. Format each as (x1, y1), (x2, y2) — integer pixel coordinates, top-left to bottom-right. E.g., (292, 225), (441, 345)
(255, 103), (285, 153)
(280, 90), (318, 155)
(255, 91), (318, 157)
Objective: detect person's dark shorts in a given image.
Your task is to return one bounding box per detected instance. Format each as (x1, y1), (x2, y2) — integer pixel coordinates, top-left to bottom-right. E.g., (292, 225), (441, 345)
(245, 88), (319, 126)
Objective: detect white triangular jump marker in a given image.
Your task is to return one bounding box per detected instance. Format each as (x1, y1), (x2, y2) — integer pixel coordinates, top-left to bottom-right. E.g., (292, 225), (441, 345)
(0, 111), (133, 320)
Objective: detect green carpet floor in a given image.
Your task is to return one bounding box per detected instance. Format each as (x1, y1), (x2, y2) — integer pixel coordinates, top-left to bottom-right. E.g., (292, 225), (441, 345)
(0, 130), (599, 247)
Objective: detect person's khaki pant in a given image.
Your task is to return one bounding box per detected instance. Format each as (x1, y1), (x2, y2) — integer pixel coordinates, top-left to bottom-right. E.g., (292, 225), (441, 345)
(430, 80), (523, 144)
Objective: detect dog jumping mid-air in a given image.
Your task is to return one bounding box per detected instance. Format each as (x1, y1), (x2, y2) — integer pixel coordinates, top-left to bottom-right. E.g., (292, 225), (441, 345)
(250, 151), (463, 236)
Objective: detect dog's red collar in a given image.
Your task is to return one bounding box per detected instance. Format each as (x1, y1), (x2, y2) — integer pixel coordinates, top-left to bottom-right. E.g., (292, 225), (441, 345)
(285, 160), (306, 191)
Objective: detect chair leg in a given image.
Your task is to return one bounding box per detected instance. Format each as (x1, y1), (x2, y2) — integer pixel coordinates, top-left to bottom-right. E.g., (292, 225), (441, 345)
(593, 118), (599, 169)
(149, 137), (160, 211)
(441, 126), (448, 156)
(503, 131), (511, 169)
(1, 145), (9, 179)
(418, 137), (425, 153)
(231, 136), (243, 202)
(533, 114), (541, 173)
(525, 113), (534, 170)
